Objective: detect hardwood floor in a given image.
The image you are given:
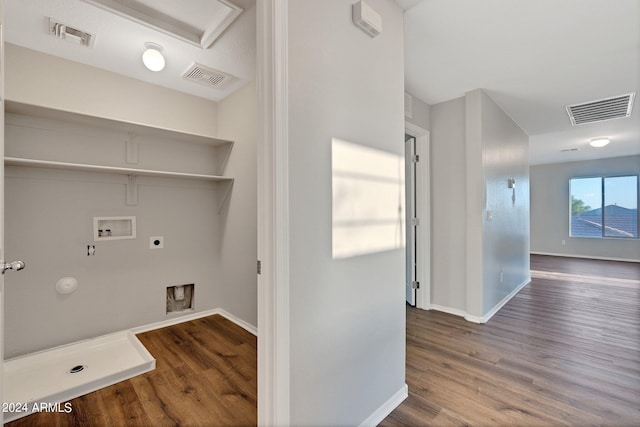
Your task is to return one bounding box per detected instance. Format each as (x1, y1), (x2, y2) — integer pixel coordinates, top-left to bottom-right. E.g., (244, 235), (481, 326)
(6, 314), (257, 427)
(381, 255), (640, 426)
(6, 255), (639, 426)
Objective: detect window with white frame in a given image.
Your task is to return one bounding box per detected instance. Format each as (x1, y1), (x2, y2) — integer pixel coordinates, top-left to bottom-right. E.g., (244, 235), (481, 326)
(570, 175), (638, 238)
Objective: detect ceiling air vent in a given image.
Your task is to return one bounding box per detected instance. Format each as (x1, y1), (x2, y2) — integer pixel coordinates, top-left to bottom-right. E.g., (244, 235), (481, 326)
(566, 92), (635, 126)
(182, 63), (236, 90)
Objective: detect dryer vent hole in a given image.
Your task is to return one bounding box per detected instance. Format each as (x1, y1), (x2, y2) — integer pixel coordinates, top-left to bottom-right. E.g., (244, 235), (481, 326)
(166, 284), (194, 314)
(69, 365), (86, 374)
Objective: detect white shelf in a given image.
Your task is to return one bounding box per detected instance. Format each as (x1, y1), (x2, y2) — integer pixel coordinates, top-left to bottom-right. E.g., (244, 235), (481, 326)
(5, 157), (234, 212)
(4, 157), (234, 182)
(5, 101), (233, 147)
(4, 102), (235, 213)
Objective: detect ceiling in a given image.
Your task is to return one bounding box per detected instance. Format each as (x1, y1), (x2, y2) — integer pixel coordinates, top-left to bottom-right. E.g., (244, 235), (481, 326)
(4, 0), (639, 166)
(401, 0), (640, 165)
(4, 0), (256, 102)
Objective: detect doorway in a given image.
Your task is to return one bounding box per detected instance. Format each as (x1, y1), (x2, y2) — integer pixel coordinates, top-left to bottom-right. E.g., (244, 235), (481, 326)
(404, 124), (430, 310)
(405, 133), (417, 306)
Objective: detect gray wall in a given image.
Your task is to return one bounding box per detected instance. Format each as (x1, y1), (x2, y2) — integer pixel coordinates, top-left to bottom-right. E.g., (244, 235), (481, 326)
(473, 90), (530, 316)
(430, 90), (530, 319)
(531, 155), (640, 261)
(4, 46), (257, 357)
(287, 0), (406, 425)
(5, 166), (222, 357)
(217, 82), (258, 326)
(430, 97), (467, 311)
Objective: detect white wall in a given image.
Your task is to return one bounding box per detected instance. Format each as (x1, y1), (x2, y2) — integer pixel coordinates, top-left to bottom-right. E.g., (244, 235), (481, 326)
(287, 0), (406, 425)
(430, 97), (467, 312)
(5, 44), (219, 138)
(472, 90), (530, 316)
(405, 91), (430, 130)
(217, 81), (258, 326)
(430, 90), (530, 319)
(531, 155), (640, 261)
(3, 44), (257, 357)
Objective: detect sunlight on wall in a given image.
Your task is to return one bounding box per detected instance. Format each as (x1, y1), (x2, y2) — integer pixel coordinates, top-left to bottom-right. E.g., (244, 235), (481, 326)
(332, 138), (405, 259)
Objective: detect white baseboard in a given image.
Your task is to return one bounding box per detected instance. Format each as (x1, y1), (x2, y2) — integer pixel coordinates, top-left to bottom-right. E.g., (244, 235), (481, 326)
(471, 277), (531, 324)
(430, 277), (531, 324)
(464, 313), (484, 324)
(531, 251), (639, 263)
(216, 308), (258, 336)
(429, 304), (467, 318)
(359, 384), (408, 427)
(131, 308), (257, 336)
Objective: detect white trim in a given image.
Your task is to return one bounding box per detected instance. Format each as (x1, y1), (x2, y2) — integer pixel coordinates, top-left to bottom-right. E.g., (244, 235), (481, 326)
(80, 0), (242, 49)
(430, 277), (531, 324)
(1, 3), (5, 424)
(530, 251), (639, 263)
(471, 278), (531, 323)
(257, 1), (290, 425)
(429, 304), (467, 318)
(358, 384), (408, 427)
(215, 309), (258, 336)
(464, 313), (484, 324)
(131, 308), (257, 336)
(404, 122), (430, 310)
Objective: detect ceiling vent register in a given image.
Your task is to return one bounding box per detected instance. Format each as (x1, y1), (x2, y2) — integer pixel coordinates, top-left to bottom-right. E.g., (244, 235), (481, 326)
(566, 92), (635, 126)
(182, 63), (236, 89)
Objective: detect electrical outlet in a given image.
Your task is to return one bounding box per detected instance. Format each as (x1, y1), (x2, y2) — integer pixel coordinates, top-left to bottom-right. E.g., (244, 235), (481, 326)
(499, 270), (504, 283)
(150, 236), (164, 249)
(561, 239), (566, 246)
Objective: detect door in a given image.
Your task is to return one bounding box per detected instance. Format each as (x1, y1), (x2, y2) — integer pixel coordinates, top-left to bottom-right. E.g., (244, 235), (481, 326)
(0, 3), (5, 423)
(405, 134), (417, 306)
(0, 6), (23, 423)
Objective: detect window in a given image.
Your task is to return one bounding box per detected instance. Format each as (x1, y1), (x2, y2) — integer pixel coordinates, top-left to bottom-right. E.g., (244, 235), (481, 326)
(570, 175), (638, 238)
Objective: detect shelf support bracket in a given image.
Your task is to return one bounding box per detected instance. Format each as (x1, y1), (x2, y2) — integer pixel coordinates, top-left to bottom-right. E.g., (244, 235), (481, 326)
(217, 179), (234, 214)
(126, 175), (138, 206)
(126, 133), (138, 164)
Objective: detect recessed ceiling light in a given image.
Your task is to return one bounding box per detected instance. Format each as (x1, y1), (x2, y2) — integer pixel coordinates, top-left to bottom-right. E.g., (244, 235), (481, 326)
(589, 138), (610, 148)
(142, 43), (165, 72)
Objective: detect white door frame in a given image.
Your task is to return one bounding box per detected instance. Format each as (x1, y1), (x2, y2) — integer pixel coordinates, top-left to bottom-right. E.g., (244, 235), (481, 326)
(0, 1), (6, 423)
(405, 134), (417, 306)
(256, 0), (290, 425)
(405, 122), (430, 310)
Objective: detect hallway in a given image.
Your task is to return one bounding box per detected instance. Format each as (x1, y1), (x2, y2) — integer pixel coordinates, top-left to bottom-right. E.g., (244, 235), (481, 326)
(382, 255), (640, 426)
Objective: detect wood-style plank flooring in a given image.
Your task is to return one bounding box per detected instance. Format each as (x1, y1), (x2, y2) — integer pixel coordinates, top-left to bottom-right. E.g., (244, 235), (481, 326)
(6, 255), (639, 426)
(6, 314), (257, 427)
(381, 255), (640, 426)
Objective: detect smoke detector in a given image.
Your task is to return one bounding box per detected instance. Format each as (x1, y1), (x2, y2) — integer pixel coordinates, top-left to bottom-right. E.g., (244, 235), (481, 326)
(352, 0), (382, 38)
(182, 63), (236, 90)
(48, 18), (95, 47)
(566, 92), (635, 126)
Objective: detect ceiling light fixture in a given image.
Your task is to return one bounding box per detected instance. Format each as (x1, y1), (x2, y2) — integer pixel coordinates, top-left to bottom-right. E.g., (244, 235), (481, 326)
(589, 138), (610, 148)
(142, 43), (165, 72)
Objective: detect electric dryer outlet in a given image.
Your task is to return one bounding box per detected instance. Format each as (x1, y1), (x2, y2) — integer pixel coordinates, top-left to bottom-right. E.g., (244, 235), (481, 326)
(150, 236), (164, 249)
